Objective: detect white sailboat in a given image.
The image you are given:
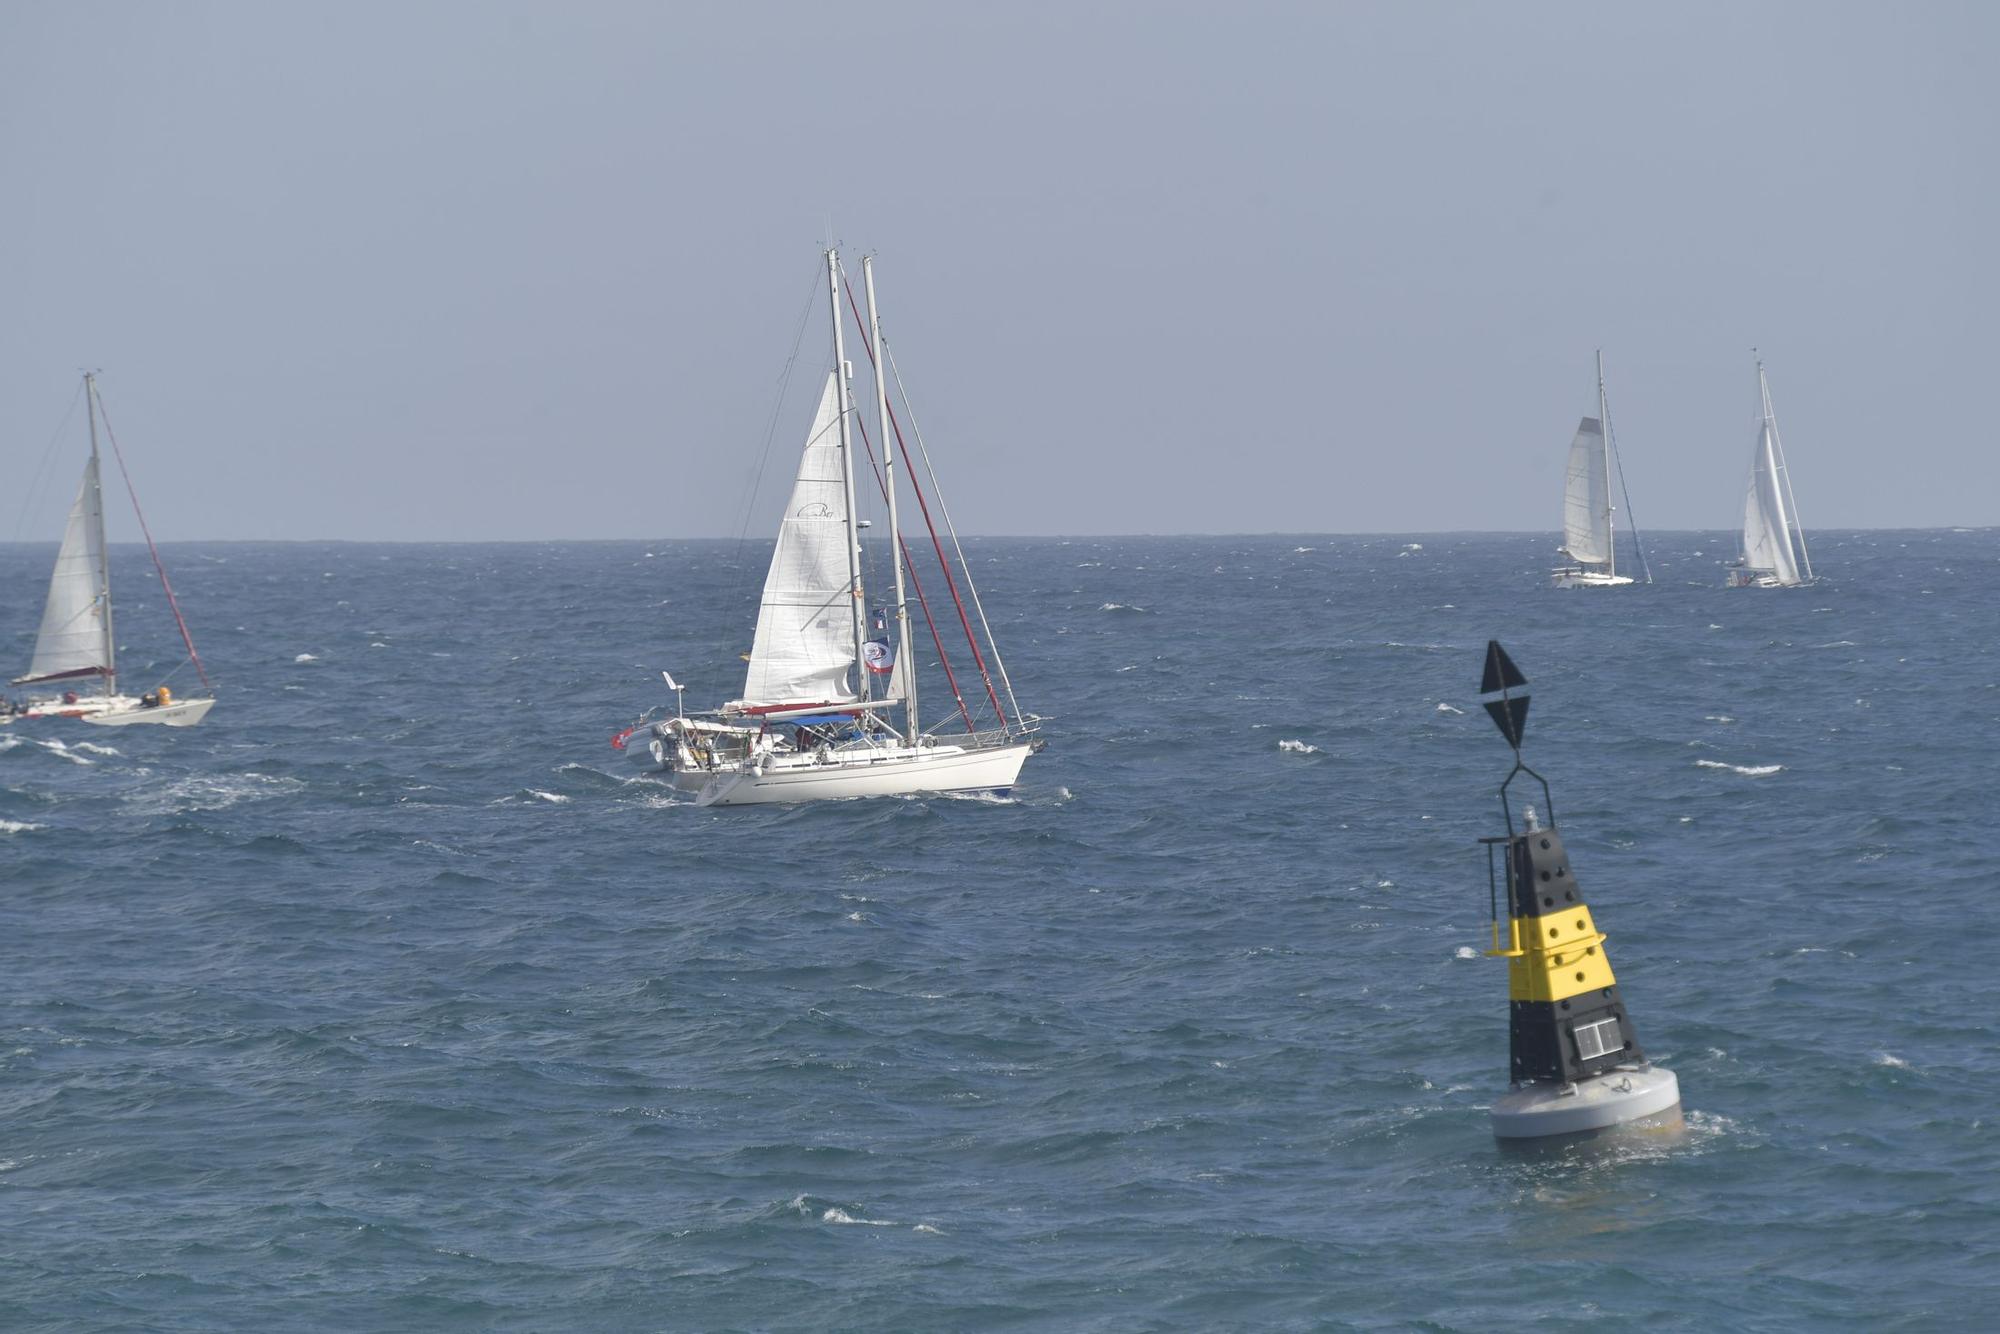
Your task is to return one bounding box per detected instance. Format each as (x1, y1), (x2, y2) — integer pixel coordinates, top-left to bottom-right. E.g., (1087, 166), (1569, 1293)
(9, 374), (215, 727)
(624, 250), (1039, 807)
(1552, 351), (1649, 588)
(1727, 354), (1814, 588)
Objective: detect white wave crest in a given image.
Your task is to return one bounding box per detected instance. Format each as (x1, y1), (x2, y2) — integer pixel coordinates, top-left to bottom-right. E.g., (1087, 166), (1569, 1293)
(1099, 602), (1148, 613)
(1874, 1052), (1910, 1069)
(1, 819), (46, 835)
(1695, 759), (1783, 777)
(71, 742), (120, 757)
(822, 1206), (896, 1226)
(1454, 945), (1478, 959)
(1277, 739), (1318, 754)
(528, 790), (570, 804)
(294, 653), (320, 663)
(1435, 702), (1465, 715)
(37, 739), (95, 766)
(130, 772), (306, 814)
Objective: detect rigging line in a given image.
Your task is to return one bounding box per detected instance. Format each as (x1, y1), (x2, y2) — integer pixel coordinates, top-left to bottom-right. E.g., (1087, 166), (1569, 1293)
(847, 401), (977, 732)
(13, 377), (88, 541)
(883, 338), (1022, 725)
(838, 277), (1008, 728)
(90, 383), (210, 690)
(729, 260), (825, 614)
(1601, 394), (1653, 585)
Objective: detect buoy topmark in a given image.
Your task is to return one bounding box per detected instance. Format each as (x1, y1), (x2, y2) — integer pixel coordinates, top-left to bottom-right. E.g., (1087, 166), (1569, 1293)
(1473, 641), (1683, 1143)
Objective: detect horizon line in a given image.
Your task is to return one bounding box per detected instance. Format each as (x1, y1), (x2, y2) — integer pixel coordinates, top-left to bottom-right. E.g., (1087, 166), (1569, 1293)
(1, 524), (1992, 546)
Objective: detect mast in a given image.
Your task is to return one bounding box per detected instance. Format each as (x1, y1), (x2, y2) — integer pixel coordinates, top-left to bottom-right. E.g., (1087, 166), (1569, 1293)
(1759, 355), (1814, 582)
(864, 256), (916, 739)
(826, 249), (868, 695)
(1597, 349), (1616, 581)
(84, 372), (116, 697)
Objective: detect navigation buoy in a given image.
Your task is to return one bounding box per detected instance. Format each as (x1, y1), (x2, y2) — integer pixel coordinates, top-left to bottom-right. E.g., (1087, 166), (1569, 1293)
(1473, 641), (1682, 1142)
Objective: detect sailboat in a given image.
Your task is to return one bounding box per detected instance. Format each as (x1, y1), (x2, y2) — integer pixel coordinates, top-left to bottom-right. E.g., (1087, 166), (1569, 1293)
(1552, 351), (1650, 588)
(1726, 354), (1814, 588)
(10, 374), (215, 726)
(623, 249), (1040, 807)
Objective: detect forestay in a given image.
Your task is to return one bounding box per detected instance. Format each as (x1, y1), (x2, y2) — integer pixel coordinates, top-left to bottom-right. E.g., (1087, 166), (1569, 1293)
(1560, 417), (1610, 565)
(739, 371), (859, 707)
(17, 459), (112, 685)
(1741, 420), (1799, 584)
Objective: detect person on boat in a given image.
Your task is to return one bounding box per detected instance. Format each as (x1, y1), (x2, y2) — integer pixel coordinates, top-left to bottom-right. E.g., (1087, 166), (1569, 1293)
(141, 692), (159, 708)
(63, 690), (79, 705)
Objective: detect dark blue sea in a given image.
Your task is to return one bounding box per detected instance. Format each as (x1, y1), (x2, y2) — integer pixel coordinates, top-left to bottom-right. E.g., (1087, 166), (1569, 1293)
(3, 531), (1996, 1330)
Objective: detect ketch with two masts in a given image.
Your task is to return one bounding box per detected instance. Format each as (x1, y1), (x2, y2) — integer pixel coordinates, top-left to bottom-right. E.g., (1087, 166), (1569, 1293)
(9, 373), (215, 727)
(621, 250), (1040, 807)
(1552, 351), (1650, 588)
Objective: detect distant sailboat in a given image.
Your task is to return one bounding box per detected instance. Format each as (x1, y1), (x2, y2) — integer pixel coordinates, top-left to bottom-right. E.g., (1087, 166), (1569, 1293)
(1552, 351), (1649, 588)
(10, 374), (215, 726)
(1726, 354), (1814, 588)
(623, 249), (1040, 806)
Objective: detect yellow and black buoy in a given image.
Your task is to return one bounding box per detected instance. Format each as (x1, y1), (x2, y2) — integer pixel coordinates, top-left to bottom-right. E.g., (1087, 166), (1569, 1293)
(1475, 641), (1682, 1141)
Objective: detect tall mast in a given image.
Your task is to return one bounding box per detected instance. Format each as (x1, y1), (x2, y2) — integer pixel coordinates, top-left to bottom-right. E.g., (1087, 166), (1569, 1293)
(1759, 355), (1814, 582)
(864, 256), (916, 739)
(1597, 349), (1616, 581)
(84, 372), (116, 697)
(826, 249), (868, 696)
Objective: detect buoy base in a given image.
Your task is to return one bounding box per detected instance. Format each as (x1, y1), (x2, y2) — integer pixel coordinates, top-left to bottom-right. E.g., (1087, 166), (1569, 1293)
(1490, 1065), (1681, 1141)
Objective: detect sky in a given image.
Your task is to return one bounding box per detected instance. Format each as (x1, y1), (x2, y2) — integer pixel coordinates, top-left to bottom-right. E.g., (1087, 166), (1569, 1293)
(2, 1), (1993, 541)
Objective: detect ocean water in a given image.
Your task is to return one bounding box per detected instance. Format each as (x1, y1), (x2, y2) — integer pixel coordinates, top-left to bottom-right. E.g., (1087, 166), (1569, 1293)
(2, 530), (1996, 1330)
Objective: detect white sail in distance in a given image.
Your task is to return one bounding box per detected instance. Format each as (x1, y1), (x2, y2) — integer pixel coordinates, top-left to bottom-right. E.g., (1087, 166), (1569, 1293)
(1740, 418), (1801, 585)
(17, 457), (112, 686)
(739, 371), (860, 707)
(1560, 417), (1611, 566)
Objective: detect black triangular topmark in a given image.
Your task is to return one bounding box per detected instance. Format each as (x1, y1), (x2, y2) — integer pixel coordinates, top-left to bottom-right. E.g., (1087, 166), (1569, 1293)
(1483, 694), (1530, 749)
(1481, 640), (1527, 695)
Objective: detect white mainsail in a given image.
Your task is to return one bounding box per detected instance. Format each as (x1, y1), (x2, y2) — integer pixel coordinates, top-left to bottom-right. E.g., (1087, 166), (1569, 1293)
(738, 371), (859, 707)
(1559, 416), (1611, 566)
(16, 457), (113, 687)
(1740, 418), (1801, 585)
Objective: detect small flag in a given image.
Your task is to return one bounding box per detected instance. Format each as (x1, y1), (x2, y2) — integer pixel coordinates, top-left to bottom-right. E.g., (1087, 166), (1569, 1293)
(863, 638), (895, 675)
(611, 725), (638, 751)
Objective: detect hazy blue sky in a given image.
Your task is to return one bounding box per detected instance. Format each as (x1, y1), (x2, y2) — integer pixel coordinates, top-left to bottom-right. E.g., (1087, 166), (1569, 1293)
(3, 1), (1993, 541)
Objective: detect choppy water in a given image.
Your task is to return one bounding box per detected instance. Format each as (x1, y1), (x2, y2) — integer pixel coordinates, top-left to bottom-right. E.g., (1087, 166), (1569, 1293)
(3, 531), (1996, 1330)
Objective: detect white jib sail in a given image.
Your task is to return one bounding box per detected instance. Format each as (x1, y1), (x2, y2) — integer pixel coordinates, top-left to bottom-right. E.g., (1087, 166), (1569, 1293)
(1560, 417), (1610, 565)
(740, 371), (860, 707)
(1740, 419), (1800, 584)
(18, 458), (112, 685)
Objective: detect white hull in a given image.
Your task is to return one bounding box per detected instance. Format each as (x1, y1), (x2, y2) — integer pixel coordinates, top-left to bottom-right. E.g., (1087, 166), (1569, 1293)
(1727, 567), (1811, 589)
(691, 740), (1032, 807)
(22, 694), (214, 726)
(1551, 569), (1634, 589)
(82, 697), (215, 727)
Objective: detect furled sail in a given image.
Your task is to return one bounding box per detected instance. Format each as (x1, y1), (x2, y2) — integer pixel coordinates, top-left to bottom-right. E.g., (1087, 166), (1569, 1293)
(1560, 416), (1610, 565)
(738, 372), (859, 707)
(1740, 420), (1800, 585)
(15, 458), (112, 686)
